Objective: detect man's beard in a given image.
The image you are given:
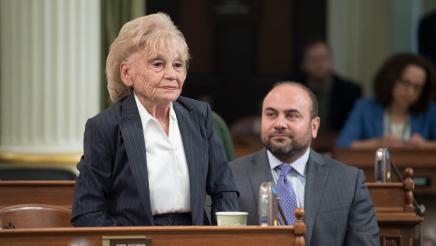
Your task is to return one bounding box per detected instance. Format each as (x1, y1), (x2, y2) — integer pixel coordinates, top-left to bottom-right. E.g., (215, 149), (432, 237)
(264, 136), (309, 162)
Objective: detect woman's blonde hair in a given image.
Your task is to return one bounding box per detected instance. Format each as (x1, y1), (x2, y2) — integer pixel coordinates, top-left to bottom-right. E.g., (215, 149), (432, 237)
(106, 12), (190, 102)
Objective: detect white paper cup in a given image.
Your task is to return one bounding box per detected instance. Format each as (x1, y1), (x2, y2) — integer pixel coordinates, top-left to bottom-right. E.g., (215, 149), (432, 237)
(216, 211), (248, 226)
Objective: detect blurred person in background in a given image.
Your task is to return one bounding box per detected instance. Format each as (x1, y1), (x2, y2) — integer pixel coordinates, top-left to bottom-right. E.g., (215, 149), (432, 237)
(419, 10), (436, 68)
(300, 40), (362, 132)
(336, 53), (436, 148)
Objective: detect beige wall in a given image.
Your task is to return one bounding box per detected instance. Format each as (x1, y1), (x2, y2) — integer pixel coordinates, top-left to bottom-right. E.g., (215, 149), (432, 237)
(327, 0), (433, 96)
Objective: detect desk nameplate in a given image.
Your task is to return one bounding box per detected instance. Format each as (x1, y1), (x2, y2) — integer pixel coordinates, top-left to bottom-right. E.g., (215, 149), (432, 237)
(102, 235), (151, 246)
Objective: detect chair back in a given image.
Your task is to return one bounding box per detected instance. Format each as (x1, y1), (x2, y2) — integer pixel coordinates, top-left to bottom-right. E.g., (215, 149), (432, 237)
(0, 204), (71, 228)
(212, 112), (236, 160)
(0, 167), (77, 180)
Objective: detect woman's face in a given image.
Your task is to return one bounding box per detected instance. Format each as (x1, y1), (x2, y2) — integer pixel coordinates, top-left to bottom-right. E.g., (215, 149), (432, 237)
(122, 47), (187, 105)
(392, 64), (426, 110)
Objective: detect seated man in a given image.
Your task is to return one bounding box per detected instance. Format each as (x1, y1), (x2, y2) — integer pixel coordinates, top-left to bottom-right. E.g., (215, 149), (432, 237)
(230, 82), (379, 245)
(300, 40), (362, 132)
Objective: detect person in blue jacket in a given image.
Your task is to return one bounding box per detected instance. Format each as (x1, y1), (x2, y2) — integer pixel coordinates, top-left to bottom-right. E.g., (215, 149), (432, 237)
(336, 53), (436, 148)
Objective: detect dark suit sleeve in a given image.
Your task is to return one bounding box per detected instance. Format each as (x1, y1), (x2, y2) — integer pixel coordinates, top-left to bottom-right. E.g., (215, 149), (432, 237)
(71, 117), (118, 226)
(419, 13), (436, 66)
(344, 170), (379, 245)
(204, 104), (239, 224)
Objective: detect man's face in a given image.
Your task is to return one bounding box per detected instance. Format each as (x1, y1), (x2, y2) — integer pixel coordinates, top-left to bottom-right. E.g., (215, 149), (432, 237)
(260, 84), (320, 162)
(302, 43), (333, 82)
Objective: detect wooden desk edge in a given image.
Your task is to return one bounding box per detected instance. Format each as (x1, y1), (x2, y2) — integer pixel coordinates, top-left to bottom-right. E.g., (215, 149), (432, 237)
(0, 225), (296, 235)
(376, 213), (423, 224)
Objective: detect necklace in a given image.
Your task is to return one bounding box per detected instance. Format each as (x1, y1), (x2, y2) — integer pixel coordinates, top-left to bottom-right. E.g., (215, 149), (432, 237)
(384, 113), (411, 141)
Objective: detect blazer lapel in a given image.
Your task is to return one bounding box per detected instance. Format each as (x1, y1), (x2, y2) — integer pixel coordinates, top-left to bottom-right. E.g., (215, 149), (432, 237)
(119, 95), (154, 225)
(173, 102), (197, 182)
(249, 149), (274, 212)
(304, 149), (330, 244)
(173, 101), (205, 224)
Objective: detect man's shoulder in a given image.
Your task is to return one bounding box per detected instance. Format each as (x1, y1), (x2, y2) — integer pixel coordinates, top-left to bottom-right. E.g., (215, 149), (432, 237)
(311, 150), (361, 177)
(332, 74), (361, 92)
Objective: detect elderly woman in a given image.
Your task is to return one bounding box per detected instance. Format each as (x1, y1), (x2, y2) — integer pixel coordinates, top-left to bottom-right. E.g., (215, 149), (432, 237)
(336, 53), (436, 148)
(71, 13), (238, 226)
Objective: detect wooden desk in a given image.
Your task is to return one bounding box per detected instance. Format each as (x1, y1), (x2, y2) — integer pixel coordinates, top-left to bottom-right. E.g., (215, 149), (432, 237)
(0, 181), (74, 209)
(0, 226), (304, 246)
(0, 180), (423, 245)
(333, 148), (436, 194)
(367, 181), (423, 246)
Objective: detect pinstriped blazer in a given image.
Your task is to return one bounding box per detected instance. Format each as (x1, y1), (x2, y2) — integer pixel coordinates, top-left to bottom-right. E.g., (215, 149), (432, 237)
(71, 95), (238, 226)
(230, 149), (379, 246)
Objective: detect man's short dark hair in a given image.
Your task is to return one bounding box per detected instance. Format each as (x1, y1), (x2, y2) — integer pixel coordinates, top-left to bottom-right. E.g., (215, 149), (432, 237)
(271, 81), (319, 118)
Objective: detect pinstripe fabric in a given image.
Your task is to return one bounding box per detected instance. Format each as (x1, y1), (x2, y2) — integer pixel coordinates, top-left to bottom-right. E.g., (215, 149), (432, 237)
(230, 149), (380, 246)
(71, 95), (238, 226)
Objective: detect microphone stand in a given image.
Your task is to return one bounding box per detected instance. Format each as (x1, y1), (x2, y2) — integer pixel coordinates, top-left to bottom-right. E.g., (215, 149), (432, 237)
(390, 159), (426, 216)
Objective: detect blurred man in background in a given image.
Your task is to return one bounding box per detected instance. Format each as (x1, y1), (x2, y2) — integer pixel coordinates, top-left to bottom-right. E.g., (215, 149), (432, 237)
(300, 40), (362, 132)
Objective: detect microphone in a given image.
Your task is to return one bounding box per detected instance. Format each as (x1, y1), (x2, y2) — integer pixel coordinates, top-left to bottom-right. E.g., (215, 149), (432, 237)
(389, 158), (426, 216)
(259, 182), (281, 225)
(374, 148), (392, 182)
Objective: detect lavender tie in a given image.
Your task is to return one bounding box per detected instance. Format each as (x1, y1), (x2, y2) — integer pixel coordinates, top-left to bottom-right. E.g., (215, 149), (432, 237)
(276, 164), (297, 224)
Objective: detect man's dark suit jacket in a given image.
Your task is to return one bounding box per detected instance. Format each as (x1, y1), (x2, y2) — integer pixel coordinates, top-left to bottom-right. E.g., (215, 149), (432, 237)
(230, 149), (379, 246)
(327, 75), (362, 131)
(419, 11), (436, 67)
(71, 95), (238, 226)
(301, 74), (362, 131)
